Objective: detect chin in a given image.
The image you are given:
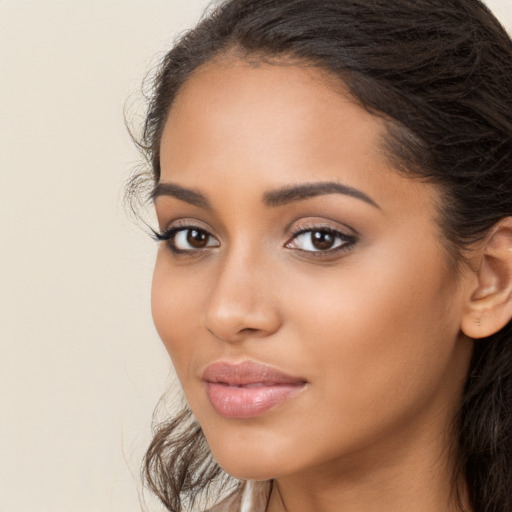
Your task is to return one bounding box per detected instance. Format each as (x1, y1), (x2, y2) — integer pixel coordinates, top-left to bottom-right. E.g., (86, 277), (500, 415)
(206, 435), (290, 481)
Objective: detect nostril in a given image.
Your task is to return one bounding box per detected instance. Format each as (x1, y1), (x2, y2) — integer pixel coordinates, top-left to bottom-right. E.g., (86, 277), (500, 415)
(206, 325), (268, 342)
(237, 326), (274, 339)
(241, 327), (259, 334)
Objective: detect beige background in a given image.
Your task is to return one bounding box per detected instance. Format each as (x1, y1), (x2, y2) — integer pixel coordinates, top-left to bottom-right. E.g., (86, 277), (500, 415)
(0, 1), (510, 511)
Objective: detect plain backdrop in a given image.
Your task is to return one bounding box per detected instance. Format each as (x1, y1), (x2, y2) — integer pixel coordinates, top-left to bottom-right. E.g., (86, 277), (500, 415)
(0, 1), (511, 511)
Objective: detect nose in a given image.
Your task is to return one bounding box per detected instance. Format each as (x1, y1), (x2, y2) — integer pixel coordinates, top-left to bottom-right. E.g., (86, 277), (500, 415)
(202, 250), (282, 343)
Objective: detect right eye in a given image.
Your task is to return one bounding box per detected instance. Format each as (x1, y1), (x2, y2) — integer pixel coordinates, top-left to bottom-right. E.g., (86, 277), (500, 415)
(155, 226), (220, 253)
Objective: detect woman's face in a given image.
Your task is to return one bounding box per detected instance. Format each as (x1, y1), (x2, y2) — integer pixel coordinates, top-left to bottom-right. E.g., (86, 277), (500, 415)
(152, 60), (474, 481)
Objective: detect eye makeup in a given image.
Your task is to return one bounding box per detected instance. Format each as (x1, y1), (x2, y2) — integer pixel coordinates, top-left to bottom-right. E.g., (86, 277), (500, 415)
(153, 220), (358, 261)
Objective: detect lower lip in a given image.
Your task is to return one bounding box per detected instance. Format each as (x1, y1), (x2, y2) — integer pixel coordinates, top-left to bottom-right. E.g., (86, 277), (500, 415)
(206, 382), (305, 419)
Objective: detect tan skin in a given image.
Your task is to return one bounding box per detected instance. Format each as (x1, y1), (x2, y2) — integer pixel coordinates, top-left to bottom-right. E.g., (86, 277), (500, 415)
(151, 59), (512, 512)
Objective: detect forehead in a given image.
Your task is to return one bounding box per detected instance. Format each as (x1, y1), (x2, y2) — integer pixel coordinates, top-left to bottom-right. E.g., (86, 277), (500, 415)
(158, 58), (440, 225)
(161, 59), (387, 180)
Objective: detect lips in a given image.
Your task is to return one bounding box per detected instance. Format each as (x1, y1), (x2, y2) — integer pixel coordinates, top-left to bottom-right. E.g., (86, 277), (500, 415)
(202, 361), (307, 419)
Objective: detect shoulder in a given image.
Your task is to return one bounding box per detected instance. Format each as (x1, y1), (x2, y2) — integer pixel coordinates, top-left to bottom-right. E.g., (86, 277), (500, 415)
(204, 481), (271, 512)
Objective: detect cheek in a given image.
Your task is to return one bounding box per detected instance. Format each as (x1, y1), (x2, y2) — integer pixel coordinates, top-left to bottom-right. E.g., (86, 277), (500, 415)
(151, 257), (203, 376)
(283, 246), (462, 428)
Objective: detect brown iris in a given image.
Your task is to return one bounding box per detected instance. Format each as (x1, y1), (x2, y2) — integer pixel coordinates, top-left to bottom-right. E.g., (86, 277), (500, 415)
(187, 229), (209, 248)
(311, 230), (336, 250)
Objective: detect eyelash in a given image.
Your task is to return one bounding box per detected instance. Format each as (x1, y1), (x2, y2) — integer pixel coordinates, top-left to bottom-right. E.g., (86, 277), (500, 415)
(152, 224), (357, 258)
(152, 225), (218, 255)
(286, 225), (357, 257)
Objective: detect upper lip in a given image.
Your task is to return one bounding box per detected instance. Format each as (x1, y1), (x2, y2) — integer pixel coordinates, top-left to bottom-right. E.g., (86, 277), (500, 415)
(202, 360), (307, 386)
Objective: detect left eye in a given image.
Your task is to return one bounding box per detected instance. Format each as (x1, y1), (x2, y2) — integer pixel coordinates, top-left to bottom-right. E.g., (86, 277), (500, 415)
(172, 228), (219, 251)
(286, 229), (354, 252)
(154, 226), (220, 253)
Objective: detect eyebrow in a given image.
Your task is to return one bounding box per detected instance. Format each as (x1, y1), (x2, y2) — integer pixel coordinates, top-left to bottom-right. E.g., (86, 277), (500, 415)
(263, 182), (380, 209)
(152, 180), (380, 210)
(152, 182), (211, 209)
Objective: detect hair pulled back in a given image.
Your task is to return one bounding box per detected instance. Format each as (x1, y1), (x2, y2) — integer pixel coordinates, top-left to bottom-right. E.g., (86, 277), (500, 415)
(132, 1), (512, 511)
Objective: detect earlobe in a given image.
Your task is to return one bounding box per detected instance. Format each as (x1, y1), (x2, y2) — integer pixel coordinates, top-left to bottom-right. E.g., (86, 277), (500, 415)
(461, 218), (512, 339)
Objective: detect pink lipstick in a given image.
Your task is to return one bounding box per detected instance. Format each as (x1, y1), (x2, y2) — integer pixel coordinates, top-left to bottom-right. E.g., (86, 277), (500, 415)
(202, 361), (307, 419)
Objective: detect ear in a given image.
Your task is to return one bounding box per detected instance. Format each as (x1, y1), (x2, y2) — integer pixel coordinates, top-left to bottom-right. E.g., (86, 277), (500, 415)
(461, 218), (512, 339)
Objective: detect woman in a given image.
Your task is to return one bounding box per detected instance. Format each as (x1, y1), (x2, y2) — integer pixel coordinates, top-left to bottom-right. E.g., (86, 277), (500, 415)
(128, 0), (512, 511)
